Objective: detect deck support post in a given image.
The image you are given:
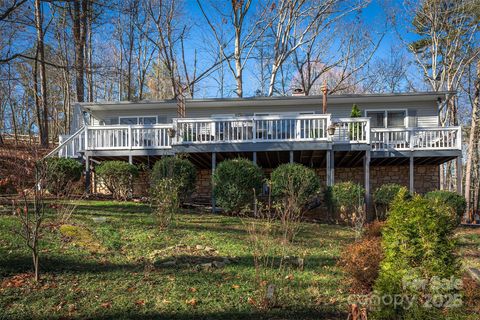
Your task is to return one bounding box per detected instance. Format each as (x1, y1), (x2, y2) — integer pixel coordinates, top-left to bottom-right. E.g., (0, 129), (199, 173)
(409, 153), (414, 193)
(326, 150), (334, 186)
(253, 151), (257, 164)
(211, 152), (216, 213)
(289, 150), (294, 163)
(364, 150), (371, 219)
(456, 156), (462, 195)
(85, 155), (91, 195)
(128, 155), (133, 164)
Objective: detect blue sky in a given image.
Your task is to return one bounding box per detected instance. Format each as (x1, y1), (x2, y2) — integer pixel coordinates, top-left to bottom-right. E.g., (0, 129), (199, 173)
(177, 0), (418, 97)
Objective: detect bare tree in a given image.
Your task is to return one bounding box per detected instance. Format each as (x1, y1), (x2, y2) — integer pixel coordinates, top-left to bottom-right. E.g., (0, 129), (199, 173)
(464, 60), (479, 219)
(69, 0), (90, 103)
(266, 0), (371, 96)
(34, 0), (49, 147)
(12, 151), (47, 282)
(363, 45), (410, 94)
(403, 0), (479, 190)
(197, 0), (270, 97)
(406, 0), (479, 126)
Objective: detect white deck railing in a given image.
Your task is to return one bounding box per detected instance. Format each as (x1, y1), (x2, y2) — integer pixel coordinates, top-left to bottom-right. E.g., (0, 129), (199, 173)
(331, 117), (370, 144)
(86, 124), (173, 150)
(371, 127), (461, 151)
(49, 115), (461, 158)
(45, 127), (86, 158)
(173, 114), (331, 144)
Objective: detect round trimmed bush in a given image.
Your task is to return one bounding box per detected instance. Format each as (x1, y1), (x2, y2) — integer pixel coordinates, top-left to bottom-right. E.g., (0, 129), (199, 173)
(45, 158), (83, 195)
(270, 163), (320, 203)
(151, 157), (197, 201)
(326, 181), (365, 213)
(425, 190), (466, 222)
(96, 161), (139, 200)
(373, 183), (406, 220)
(213, 158), (264, 213)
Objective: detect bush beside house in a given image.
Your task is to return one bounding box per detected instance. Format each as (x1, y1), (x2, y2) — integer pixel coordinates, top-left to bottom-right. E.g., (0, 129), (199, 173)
(270, 163), (320, 242)
(372, 183), (406, 221)
(151, 157), (197, 201)
(45, 158), (83, 195)
(326, 181), (365, 226)
(213, 158), (264, 213)
(96, 161), (138, 200)
(425, 190), (466, 222)
(270, 163), (320, 203)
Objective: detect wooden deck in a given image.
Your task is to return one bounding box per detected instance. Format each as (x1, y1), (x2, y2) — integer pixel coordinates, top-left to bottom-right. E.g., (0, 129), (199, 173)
(47, 113), (461, 159)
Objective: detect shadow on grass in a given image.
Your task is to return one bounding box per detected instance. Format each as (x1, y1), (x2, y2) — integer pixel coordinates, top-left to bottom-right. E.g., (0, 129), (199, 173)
(74, 204), (152, 216)
(0, 254), (143, 276)
(1, 251), (338, 277)
(6, 308), (346, 320)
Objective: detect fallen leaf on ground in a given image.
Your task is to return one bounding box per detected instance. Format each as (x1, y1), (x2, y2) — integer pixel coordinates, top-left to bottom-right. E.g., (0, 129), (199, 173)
(100, 302), (112, 309)
(1, 273), (32, 289)
(188, 287), (197, 292)
(231, 284), (240, 289)
(186, 298), (198, 306)
(285, 274), (294, 280)
(135, 300), (145, 307)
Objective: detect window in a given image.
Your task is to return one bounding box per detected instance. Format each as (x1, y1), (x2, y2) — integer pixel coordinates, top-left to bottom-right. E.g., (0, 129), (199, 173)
(387, 111), (406, 128)
(139, 117), (157, 125)
(366, 111), (385, 128)
(119, 117), (138, 125)
(119, 116), (158, 125)
(365, 110), (407, 128)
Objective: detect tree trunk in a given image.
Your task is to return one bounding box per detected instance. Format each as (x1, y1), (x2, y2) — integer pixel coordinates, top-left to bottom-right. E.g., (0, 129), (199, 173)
(465, 60), (480, 219)
(234, 28), (243, 98)
(33, 48), (43, 145)
(34, 0), (49, 147)
(33, 250), (39, 282)
(268, 64), (280, 96)
(72, 0), (87, 103)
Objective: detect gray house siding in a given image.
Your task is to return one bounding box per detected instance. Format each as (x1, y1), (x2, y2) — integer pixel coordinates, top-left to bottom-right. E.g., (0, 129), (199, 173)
(85, 98), (439, 129)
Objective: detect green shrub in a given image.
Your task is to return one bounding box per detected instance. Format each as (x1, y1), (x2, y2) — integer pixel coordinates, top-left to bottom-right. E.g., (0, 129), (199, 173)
(350, 104), (362, 139)
(45, 158), (83, 195)
(151, 178), (179, 228)
(151, 157), (197, 201)
(374, 193), (460, 319)
(326, 182), (365, 223)
(96, 161), (138, 200)
(270, 163), (320, 203)
(213, 158), (264, 213)
(271, 163), (320, 242)
(373, 183), (406, 220)
(425, 190), (466, 222)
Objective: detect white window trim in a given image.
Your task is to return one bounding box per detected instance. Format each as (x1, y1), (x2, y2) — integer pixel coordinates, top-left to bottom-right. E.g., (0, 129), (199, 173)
(364, 109), (408, 128)
(118, 115), (159, 125)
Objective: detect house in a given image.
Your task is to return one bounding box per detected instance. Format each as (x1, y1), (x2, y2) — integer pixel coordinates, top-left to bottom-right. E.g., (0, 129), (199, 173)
(48, 91), (462, 210)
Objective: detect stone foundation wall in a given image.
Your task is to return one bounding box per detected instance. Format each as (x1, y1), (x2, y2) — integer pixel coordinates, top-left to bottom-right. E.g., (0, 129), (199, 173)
(192, 165), (440, 199)
(92, 164), (440, 200)
(327, 165), (439, 195)
(193, 169), (212, 199)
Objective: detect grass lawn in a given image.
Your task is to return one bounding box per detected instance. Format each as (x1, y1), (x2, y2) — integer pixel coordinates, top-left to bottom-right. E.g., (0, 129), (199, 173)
(0, 201), (356, 320)
(456, 227), (480, 270)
